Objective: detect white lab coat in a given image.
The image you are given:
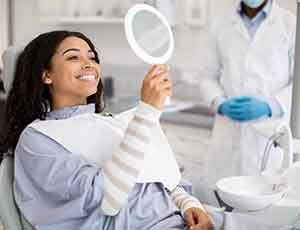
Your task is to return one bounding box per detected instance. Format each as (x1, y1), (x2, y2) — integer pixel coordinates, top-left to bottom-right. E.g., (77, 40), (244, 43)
(198, 0), (296, 205)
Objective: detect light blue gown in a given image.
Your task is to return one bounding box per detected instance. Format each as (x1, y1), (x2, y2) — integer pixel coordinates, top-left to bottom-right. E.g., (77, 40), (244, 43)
(14, 104), (187, 230)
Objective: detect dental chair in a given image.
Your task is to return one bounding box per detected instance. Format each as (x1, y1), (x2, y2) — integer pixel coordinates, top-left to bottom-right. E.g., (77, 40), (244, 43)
(0, 47), (34, 230)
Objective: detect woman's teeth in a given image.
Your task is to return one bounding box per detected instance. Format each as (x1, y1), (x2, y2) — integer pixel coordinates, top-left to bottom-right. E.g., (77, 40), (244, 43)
(78, 75), (96, 81)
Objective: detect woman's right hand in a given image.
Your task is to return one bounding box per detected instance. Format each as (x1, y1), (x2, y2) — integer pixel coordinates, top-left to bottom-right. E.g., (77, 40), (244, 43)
(141, 64), (172, 110)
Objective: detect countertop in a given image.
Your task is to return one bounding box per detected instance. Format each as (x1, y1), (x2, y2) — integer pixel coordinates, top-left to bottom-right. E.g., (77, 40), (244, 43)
(103, 96), (215, 130)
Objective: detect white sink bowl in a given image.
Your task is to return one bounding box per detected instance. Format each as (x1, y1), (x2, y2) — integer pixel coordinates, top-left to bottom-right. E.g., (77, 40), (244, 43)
(216, 176), (287, 212)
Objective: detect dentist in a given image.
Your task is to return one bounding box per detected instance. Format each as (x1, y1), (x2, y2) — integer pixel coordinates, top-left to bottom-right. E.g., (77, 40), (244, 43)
(199, 0), (296, 206)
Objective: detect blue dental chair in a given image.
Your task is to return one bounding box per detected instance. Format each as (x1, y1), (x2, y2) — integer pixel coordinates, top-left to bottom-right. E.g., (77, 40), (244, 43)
(0, 47), (34, 230)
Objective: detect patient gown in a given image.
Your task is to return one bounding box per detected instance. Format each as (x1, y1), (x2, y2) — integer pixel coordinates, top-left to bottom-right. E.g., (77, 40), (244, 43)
(14, 104), (186, 230)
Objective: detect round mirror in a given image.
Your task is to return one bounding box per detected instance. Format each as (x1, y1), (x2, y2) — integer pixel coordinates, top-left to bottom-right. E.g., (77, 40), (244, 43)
(124, 4), (175, 65)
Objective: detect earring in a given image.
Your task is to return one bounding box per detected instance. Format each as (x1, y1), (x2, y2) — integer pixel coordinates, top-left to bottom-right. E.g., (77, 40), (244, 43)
(44, 79), (51, 84)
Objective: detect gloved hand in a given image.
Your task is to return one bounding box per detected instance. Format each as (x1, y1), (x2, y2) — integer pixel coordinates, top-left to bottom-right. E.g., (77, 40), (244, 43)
(218, 98), (236, 117)
(218, 96), (272, 122)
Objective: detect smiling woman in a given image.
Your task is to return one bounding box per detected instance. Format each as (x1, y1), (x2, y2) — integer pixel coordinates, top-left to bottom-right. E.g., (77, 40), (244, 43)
(41, 36), (102, 110)
(0, 30), (213, 230)
(1, 31), (104, 153)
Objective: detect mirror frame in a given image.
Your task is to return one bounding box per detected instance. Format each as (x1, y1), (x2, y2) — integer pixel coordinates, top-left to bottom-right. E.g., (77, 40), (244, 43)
(124, 4), (175, 65)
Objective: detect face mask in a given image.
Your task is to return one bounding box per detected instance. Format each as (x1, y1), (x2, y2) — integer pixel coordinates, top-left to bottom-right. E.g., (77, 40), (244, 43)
(242, 0), (265, 8)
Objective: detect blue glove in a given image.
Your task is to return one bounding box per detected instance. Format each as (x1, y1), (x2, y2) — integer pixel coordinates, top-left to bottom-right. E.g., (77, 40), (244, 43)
(218, 98), (236, 117)
(218, 96), (272, 122)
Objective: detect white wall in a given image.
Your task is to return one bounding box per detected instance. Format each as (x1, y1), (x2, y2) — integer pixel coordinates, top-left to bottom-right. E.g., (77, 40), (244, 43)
(9, 0), (296, 101)
(11, 0), (297, 70)
(0, 0), (9, 67)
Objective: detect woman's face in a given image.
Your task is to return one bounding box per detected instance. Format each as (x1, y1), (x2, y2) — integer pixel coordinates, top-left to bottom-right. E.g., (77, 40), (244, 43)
(43, 36), (101, 109)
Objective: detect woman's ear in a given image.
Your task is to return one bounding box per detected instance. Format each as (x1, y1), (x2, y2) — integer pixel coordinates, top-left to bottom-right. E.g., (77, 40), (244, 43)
(42, 71), (52, 85)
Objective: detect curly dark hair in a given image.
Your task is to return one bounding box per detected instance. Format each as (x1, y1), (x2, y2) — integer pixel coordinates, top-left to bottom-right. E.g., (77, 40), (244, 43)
(0, 30), (104, 157)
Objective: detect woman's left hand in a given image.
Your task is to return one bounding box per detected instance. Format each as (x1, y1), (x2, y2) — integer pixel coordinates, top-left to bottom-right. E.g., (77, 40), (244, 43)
(184, 207), (214, 230)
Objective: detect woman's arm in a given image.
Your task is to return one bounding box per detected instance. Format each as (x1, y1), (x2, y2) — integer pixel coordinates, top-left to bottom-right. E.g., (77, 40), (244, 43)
(100, 101), (161, 216)
(170, 186), (213, 230)
(14, 127), (106, 226)
(100, 64), (171, 216)
(170, 186), (204, 215)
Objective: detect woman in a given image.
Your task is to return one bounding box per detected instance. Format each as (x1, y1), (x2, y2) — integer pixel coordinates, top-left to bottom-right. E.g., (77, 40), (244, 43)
(0, 31), (213, 230)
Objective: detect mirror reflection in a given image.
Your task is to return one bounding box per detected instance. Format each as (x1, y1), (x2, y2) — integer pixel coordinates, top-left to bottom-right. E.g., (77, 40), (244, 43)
(132, 10), (170, 58)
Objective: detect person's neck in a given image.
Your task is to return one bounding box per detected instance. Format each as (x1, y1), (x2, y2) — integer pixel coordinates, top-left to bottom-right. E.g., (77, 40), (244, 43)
(241, 0), (268, 19)
(51, 96), (87, 110)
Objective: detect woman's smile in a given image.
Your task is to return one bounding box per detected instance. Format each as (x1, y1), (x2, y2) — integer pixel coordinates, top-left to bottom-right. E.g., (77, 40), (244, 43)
(76, 74), (99, 83)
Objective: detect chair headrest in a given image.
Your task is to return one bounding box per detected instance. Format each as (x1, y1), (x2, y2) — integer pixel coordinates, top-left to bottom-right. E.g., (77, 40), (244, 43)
(1, 47), (23, 93)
